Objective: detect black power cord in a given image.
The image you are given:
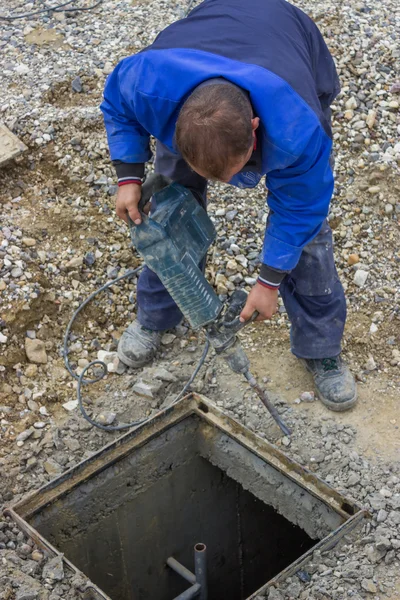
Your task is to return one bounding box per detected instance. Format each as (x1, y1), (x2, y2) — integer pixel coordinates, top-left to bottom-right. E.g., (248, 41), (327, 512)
(63, 265), (210, 432)
(0, 0), (103, 21)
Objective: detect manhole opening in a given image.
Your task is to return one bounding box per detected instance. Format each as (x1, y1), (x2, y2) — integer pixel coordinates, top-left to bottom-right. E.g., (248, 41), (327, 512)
(11, 402), (363, 600)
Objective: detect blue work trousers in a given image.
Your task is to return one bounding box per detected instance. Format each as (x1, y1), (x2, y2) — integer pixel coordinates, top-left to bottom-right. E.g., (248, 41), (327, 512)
(136, 142), (346, 359)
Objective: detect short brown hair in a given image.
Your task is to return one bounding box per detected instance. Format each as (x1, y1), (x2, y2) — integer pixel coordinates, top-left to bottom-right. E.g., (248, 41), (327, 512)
(175, 84), (253, 180)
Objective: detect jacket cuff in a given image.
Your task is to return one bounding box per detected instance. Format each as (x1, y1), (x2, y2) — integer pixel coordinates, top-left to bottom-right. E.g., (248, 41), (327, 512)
(257, 264), (288, 290)
(262, 231), (303, 271)
(113, 161), (145, 183)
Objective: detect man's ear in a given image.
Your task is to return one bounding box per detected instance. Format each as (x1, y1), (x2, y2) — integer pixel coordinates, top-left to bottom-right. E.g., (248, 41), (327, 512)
(251, 116), (260, 131)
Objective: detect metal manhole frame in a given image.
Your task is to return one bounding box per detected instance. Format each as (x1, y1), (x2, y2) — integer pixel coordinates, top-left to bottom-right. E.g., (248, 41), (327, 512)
(4, 393), (368, 600)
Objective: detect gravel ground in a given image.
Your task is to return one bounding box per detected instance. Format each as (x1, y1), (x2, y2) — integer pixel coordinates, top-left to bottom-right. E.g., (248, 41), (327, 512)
(0, 0), (399, 598)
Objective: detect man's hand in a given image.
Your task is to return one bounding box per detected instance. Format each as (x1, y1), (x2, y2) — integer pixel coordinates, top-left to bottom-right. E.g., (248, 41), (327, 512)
(116, 184), (143, 224)
(240, 282), (278, 322)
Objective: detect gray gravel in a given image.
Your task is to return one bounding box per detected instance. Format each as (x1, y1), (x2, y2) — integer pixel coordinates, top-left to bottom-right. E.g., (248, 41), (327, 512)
(0, 0), (399, 598)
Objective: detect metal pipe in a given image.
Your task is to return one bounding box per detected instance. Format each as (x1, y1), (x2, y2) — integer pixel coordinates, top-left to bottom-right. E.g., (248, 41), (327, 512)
(194, 543), (207, 600)
(173, 583), (201, 600)
(167, 557), (196, 585)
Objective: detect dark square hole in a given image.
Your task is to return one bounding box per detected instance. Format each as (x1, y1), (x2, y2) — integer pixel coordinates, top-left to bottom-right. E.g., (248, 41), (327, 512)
(13, 404), (361, 600)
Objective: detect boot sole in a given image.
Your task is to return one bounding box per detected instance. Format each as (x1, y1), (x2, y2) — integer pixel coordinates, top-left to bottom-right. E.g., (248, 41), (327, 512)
(315, 389), (358, 412)
(302, 360), (358, 413)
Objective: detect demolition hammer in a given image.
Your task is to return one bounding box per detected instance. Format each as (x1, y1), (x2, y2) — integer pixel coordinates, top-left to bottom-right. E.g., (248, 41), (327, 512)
(129, 174), (291, 436)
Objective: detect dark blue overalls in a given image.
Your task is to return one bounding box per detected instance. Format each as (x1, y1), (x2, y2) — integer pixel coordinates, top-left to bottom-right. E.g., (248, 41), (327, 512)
(137, 141), (346, 360)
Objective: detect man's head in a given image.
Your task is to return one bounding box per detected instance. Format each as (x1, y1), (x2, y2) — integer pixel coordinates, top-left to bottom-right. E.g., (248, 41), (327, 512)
(175, 83), (259, 182)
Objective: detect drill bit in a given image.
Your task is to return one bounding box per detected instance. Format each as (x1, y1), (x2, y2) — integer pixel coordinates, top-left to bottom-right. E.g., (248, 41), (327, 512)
(244, 371), (291, 437)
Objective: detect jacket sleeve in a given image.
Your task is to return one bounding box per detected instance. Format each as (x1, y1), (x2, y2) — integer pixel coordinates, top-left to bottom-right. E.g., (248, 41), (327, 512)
(262, 124), (334, 273)
(100, 57), (152, 164)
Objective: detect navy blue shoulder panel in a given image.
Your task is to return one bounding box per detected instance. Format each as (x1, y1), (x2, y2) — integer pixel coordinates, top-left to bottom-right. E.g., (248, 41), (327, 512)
(149, 0), (339, 135)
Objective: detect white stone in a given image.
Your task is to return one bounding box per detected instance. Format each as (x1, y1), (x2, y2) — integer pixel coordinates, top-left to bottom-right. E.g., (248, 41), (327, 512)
(353, 269), (369, 287)
(16, 63), (29, 75)
(62, 400), (78, 411)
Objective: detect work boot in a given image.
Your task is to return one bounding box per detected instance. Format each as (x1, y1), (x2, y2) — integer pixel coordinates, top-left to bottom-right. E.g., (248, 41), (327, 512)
(118, 320), (162, 368)
(302, 356), (357, 412)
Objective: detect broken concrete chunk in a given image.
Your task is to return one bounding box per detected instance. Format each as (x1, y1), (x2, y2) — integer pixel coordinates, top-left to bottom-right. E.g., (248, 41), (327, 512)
(132, 380), (157, 398)
(142, 366), (177, 383)
(97, 411), (116, 425)
(62, 399), (78, 411)
(16, 586), (39, 600)
(44, 458), (63, 476)
(97, 350), (121, 373)
(25, 338), (48, 364)
(0, 124), (27, 167)
(42, 554), (64, 582)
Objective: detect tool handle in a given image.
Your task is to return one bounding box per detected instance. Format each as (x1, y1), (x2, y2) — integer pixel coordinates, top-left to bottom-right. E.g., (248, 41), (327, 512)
(223, 290), (258, 331)
(138, 173), (172, 212)
(127, 173), (172, 229)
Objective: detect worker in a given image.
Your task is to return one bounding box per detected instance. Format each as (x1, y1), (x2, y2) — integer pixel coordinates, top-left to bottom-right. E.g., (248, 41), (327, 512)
(100, 0), (357, 412)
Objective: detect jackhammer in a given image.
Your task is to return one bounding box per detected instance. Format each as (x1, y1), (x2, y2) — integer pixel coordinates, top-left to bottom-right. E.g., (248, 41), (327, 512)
(129, 174), (290, 436)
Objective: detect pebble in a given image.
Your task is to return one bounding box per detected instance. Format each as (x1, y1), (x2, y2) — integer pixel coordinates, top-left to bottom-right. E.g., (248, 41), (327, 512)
(21, 237), (36, 247)
(27, 400), (39, 412)
(71, 76), (83, 93)
(365, 355), (377, 371)
(16, 428), (34, 443)
(161, 333), (176, 345)
(11, 267), (23, 278)
(345, 97), (358, 110)
(25, 338), (47, 364)
(353, 269), (369, 287)
(65, 256), (83, 269)
(31, 550), (44, 562)
(300, 391), (315, 402)
(348, 253), (360, 266)
(366, 110), (377, 129)
(385, 203), (393, 214)
(0, 332), (8, 344)
(25, 364), (38, 378)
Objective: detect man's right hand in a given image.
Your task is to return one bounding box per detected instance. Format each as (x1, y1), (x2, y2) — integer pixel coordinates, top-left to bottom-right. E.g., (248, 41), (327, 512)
(116, 183), (143, 224)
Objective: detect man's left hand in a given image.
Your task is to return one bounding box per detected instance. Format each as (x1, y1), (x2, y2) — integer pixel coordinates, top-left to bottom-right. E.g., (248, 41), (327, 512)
(240, 282), (278, 322)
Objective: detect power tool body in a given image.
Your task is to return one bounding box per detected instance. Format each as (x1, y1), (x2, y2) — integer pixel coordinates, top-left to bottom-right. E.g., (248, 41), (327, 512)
(129, 174), (290, 436)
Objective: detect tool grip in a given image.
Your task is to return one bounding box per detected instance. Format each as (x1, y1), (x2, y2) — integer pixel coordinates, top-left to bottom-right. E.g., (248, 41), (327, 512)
(138, 173), (172, 212)
(223, 290), (258, 331)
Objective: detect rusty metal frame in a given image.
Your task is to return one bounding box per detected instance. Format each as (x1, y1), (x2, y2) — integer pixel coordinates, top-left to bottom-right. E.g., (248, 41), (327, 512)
(4, 393), (368, 600)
